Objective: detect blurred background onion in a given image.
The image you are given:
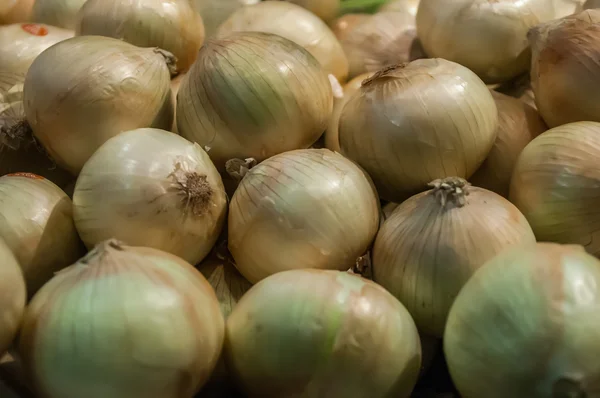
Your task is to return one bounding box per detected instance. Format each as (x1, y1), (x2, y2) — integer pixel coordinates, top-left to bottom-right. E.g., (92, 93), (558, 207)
(189, 0), (259, 38)
(283, 0), (341, 21)
(31, 0), (86, 29)
(380, 0), (420, 14)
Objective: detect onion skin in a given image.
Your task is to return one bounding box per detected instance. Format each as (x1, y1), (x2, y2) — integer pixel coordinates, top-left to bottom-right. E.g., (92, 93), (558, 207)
(0, 0), (34, 25)
(510, 121), (600, 256)
(226, 269), (422, 398)
(445, 243), (600, 398)
(330, 13), (369, 41)
(171, 74), (186, 134)
(228, 149), (380, 284)
(372, 177), (536, 337)
(18, 240), (225, 398)
(417, 0), (556, 84)
(0, 239), (26, 357)
(76, 0), (205, 73)
(529, 10), (600, 127)
(31, 0), (87, 30)
(0, 173), (82, 296)
(470, 91), (546, 198)
(24, 36), (174, 174)
(216, 2), (348, 82)
(339, 59), (498, 202)
(0, 23), (73, 75)
(176, 32), (333, 171)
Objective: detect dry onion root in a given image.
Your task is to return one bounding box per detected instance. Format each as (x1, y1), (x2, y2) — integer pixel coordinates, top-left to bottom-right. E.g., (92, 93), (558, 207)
(0, 238), (26, 357)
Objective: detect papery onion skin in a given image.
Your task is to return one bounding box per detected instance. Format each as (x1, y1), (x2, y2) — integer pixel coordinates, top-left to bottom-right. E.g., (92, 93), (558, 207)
(445, 243), (600, 398)
(217, 2), (348, 82)
(282, 0), (340, 21)
(339, 59), (498, 202)
(177, 32), (333, 171)
(0, 239), (26, 357)
(372, 177), (536, 337)
(73, 128), (227, 266)
(470, 91), (546, 198)
(380, 0), (421, 15)
(76, 0), (205, 73)
(24, 36), (174, 174)
(330, 13), (369, 41)
(510, 122), (600, 256)
(529, 10), (600, 127)
(226, 269), (422, 398)
(228, 149), (380, 284)
(0, 0), (34, 25)
(19, 240), (225, 398)
(416, 0), (556, 84)
(31, 0), (87, 29)
(0, 23), (73, 75)
(0, 173), (81, 295)
(189, 0), (259, 38)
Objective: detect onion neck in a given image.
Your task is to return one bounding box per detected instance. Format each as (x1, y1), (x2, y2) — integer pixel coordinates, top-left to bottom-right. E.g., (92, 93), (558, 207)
(362, 63), (407, 87)
(428, 177), (470, 208)
(154, 48), (179, 77)
(225, 157), (257, 182)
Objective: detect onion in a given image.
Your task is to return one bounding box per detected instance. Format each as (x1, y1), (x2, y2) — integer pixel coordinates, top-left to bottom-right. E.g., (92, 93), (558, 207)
(76, 0), (205, 73)
(340, 11), (424, 78)
(282, 0), (340, 21)
(24, 36), (175, 174)
(31, 0), (86, 30)
(18, 240), (225, 398)
(529, 10), (600, 128)
(216, 1), (348, 82)
(372, 177), (536, 337)
(0, 173), (81, 295)
(339, 59), (498, 202)
(0, 0), (34, 25)
(0, 71), (73, 188)
(445, 243), (600, 398)
(176, 32), (333, 171)
(189, 0), (259, 38)
(416, 0), (556, 83)
(510, 121), (600, 256)
(470, 91), (546, 197)
(0, 23), (73, 75)
(380, 0), (421, 15)
(330, 13), (369, 41)
(226, 269), (422, 397)
(228, 148), (380, 283)
(0, 239), (26, 357)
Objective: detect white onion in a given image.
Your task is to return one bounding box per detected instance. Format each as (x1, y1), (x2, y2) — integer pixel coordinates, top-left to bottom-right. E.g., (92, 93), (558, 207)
(73, 128), (227, 266)
(18, 240), (225, 398)
(24, 36), (175, 174)
(0, 173), (81, 295)
(217, 1), (349, 82)
(0, 23), (73, 75)
(0, 239), (26, 357)
(416, 0), (557, 83)
(228, 148), (380, 283)
(189, 0), (259, 38)
(176, 32), (333, 171)
(339, 59), (498, 202)
(76, 0), (205, 73)
(31, 0), (87, 30)
(282, 0), (340, 21)
(0, 0), (34, 25)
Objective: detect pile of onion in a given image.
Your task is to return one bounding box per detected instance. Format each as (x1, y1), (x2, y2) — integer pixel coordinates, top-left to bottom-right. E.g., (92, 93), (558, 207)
(189, 0), (259, 38)
(228, 148), (380, 283)
(470, 91), (547, 197)
(339, 59), (498, 202)
(176, 32), (332, 171)
(19, 240), (224, 398)
(76, 0), (205, 73)
(0, 0), (34, 25)
(372, 177), (536, 337)
(529, 9), (600, 127)
(0, 23), (73, 75)
(30, 0), (86, 30)
(0, 173), (81, 296)
(445, 243), (600, 398)
(226, 269), (422, 397)
(0, 238), (26, 357)
(416, 0), (556, 83)
(24, 36), (175, 174)
(510, 121), (600, 256)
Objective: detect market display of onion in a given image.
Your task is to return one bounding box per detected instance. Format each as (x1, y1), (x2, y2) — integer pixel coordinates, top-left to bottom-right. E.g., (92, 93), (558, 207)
(0, 238), (26, 356)
(529, 9), (600, 127)
(0, 0), (34, 25)
(416, 0), (557, 83)
(445, 243), (600, 398)
(339, 59), (498, 202)
(0, 173), (81, 295)
(228, 149), (380, 283)
(372, 177), (536, 337)
(0, 23), (73, 75)
(189, 0), (259, 38)
(226, 269), (422, 397)
(176, 32), (332, 171)
(30, 0), (87, 30)
(24, 36), (175, 174)
(470, 91), (547, 197)
(18, 240), (225, 398)
(510, 121), (600, 256)
(217, 1), (348, 82)
(76, 0), (205, 73)
(73, 128), (227, 266)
